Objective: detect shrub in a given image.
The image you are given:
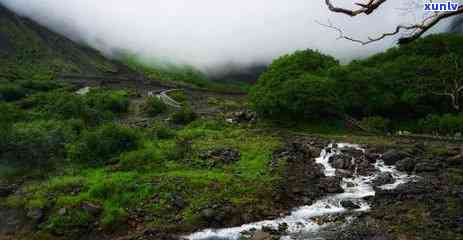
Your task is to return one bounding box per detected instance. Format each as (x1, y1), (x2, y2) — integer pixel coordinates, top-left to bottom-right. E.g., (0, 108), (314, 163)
(0, 83), (26, 102)
(68, 124), (141, 166)
(150, 121), (176, 139)
(101, 202), (128, 231)
(119, 148), (166, 171)
(171, 107), (197, 125)
(3, 120), (79, 168)
(418, 114), (463, 135)
(86, 90), (130, 114)
(359, 116), (391, 134)
(142, 96), (168, 116)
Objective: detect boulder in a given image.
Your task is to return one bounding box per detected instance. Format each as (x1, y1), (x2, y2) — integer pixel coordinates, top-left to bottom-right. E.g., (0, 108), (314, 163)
(329, 154), (353, 170)
(27, 208), (44, 223)
(319, 177), (344, 193)
(335, 169), (354, 178)
(414, 160), (442, 173)
(250, 231), (272, 240)
(0, 185), (14, 197)
(357, 159), (375, 176)
(341, 147), (363, 158)
(340, 200), (361, 210)
(372, 172), (394, 187)
(382, 150), (408, 165)
(395, 157), (416, 172)
(447, 154), (463, 166)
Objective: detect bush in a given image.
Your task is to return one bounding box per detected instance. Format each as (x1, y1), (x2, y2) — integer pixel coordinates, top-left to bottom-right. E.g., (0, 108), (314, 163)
(68, 124), (141, 166)
(142, 96), (168, 116)
(150, 121), (176, 139)
(0, 83), (26, 102)
(418, 114), (463, 135)
(86, 90), (130, 114)
(119, 148), (166, 171)
(360, 116), (391, 134)
(171, 107), (197, 125)
(3, 120), (79, 168)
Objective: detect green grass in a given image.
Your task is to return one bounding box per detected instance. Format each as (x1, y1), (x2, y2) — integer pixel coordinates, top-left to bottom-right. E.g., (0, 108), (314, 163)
(2, 118), (282, 234)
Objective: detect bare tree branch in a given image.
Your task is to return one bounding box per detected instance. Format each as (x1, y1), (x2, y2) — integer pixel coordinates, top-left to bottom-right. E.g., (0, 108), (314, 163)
(323, 0), (463, 44)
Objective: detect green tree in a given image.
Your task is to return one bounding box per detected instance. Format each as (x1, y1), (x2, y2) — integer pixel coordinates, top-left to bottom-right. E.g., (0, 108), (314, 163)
(250, 49), (339, 120)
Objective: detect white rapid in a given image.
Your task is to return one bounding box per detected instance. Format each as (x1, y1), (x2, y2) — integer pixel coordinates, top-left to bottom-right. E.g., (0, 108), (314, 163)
(185, 143), (415, 240)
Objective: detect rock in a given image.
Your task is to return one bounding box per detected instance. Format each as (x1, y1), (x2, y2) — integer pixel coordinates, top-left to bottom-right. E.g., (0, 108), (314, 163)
(395, 157), (416, 172)
(319, 177), (344, 193)
(171, 194), (186, 209)
(335, 169), (354, 178)
(27, 208), (44, 223)
(278, 222), (289, 233)
(228, 110), (257, 124)
(200, 148), (240, 165)
(357, 159), (375, 176)
(58, 208), (67, 216)
(340, 200), (361, 210)
(341, 147), (363, 158)
(329, 154), (353, 170)
(0, 185), (14, 197)
(365, 152), (381, 163)
(382, 150), (408, 165)
(250, 231), (273, 240)
(81, 202), (102, 215)
(372, 172), (394, 187)
(448, 154), (463, 166)
(414, 160), (442, 173)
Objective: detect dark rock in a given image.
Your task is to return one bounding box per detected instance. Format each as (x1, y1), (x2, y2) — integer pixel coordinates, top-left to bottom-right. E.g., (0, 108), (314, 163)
(171, 194), (186, 209)
(395, 157), (416, 172)
(414, 160), (442, 173)
(447, 154), (463, 166)
(0, 185), (14, 197)
(365, 152), (381, 163)
(228, 110), (257, 124)
(329, 154), (353, 170)
(341, 147), (363, 158)
(278, 222), (289, 233)
(143, 229), (178, 240)
(335, 169), (354, 178)
(357, 159), (375, 176)
(81, 202), (102, 215)
(382, 150), (408, 165)
(372, 172), (394, 187)
(27, 208), (44, 223)
(319, 177), (344, 193)
(340, 200), (361, 210)
(0, 208), (27, 235)
(200, 208), (215, 221)
(201, 148), (240, 165)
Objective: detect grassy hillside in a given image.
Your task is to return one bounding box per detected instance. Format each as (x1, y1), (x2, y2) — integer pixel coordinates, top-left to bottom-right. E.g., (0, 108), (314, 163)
(0, 4), (120, 81)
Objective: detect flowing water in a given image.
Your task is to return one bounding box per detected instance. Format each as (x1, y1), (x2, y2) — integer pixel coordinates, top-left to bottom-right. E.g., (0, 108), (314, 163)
(185, 143), (416, 240)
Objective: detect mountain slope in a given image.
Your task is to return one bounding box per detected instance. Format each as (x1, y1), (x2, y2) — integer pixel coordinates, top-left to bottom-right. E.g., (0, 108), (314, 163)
(0, 3), (126, 81)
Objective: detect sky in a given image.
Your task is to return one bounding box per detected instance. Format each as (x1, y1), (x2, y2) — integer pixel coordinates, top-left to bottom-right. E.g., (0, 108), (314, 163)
(0, 0), (452, 72)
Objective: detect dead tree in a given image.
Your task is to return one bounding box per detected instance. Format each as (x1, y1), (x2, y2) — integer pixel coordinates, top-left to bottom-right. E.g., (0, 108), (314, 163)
(322, 0), (463, 44)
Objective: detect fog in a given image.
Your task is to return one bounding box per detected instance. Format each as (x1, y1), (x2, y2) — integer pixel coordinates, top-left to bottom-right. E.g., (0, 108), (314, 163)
(0, 0), (451, 71)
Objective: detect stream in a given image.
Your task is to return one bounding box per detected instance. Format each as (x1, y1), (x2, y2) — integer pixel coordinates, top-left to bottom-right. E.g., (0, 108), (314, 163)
(185, 143), (417, 240)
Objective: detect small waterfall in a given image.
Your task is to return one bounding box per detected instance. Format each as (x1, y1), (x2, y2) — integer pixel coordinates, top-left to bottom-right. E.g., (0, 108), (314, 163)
(185, 143), (415, 240)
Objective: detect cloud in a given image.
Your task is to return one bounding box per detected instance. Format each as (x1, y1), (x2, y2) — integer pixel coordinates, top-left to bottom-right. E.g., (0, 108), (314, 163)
(0, 0), (451, 71)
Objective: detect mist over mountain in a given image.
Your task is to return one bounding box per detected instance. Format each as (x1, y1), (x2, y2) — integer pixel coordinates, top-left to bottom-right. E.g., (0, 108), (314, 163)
(0, 0), (452, 72)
